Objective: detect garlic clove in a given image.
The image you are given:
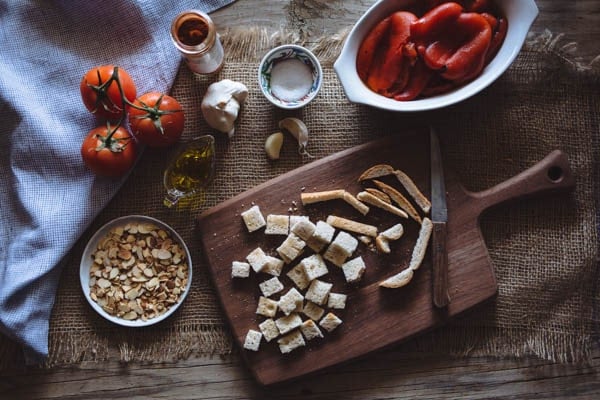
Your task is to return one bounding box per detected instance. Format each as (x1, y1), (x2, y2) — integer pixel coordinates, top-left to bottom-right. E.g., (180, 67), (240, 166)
(265, 132), (284, 160)
(278, 117), (312, 157)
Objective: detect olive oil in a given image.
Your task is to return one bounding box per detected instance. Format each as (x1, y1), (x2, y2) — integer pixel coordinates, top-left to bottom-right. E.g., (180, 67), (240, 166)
(163, 135), (215, 208)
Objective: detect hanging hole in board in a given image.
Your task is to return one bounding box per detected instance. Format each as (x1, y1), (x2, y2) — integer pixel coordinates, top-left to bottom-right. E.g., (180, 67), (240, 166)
(547, 166), (564, 182)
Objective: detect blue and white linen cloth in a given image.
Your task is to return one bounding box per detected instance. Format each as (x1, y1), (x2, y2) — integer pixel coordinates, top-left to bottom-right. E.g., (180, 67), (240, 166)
(0, 0), (235, 363)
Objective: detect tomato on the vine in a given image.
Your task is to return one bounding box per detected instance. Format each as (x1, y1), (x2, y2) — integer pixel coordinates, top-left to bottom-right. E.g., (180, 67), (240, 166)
(81, 125), (137, 177)
(80, 65), (137, 120)
(128, 92), (185, 147)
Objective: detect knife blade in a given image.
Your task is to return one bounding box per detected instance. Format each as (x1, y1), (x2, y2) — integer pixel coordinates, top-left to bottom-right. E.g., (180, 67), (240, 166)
(430, 126), (450, 308)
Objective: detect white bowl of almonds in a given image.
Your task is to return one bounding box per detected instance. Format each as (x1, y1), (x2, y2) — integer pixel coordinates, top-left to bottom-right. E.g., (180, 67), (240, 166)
(80, 215), (192, 327)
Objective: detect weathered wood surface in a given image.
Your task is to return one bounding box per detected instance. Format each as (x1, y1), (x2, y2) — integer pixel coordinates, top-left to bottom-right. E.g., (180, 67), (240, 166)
(1, 0), (598, 398)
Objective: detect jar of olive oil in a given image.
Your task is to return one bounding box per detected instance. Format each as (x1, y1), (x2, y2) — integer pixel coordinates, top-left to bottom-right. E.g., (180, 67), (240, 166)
(170, 10), (225, 75)
(163, 135), (216, 208)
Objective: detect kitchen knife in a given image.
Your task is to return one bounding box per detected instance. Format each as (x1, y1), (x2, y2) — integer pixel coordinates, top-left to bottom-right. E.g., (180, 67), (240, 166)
(430, 127), (450, 308)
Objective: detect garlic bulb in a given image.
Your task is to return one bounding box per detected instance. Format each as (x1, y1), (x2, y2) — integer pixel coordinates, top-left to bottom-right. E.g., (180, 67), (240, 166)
(201, 79), (248, 137)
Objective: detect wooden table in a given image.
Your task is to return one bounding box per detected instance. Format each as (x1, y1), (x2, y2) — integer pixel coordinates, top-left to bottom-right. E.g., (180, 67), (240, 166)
(2, 1), (599, 398)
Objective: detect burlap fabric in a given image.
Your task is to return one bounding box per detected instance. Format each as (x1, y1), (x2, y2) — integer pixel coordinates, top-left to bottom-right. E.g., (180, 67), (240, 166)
(1, 28), (598, 367)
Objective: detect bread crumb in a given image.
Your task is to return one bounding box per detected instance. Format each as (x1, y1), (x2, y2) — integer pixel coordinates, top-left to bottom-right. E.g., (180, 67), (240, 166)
(275, 313), (303, 335)
(243, 329), (262, 351)
(277, 329), (305, 354)
(327, 292), (347, 309)
(299, 254), (328, 281)
(258, 318), (280, 342)
(256, 296), (278, 318)
(302, 301), (325, 321)
(231, 261), (250, 278)
(301, 319), (323, 340)
(241, 205), (266, 232)
(278, 287), (304, 316)
(319, 312), (342, 332)
(305, 279), (333, 306)
(259, 277), (284, 298)
(286, 262), (311, 291)
(246, 247), (269, 273)
(342, 256), (366, 283)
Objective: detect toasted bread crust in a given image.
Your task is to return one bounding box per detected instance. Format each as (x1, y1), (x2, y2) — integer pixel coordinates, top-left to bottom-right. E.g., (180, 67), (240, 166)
(357, 191), (409, 219)
(373, 179), (422, 223)
(358, 164), (395, 181)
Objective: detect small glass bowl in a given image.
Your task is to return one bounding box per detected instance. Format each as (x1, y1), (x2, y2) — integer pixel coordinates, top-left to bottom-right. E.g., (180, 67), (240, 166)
(258, 44), (323, 110)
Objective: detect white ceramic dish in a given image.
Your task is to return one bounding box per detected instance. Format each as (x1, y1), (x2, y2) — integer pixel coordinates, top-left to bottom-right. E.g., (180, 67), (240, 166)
(80, 215), (192, 327)
(258, 44), (323, 109)
(334, 0), (539, 112)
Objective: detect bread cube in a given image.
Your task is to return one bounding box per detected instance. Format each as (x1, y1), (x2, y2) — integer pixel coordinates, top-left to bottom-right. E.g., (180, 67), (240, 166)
(300, 254), (328, 281)
(290, 218), (316, 241)
(263, 256), (285, 277)
(277, 329), (305, 354)
(324, 231), (358, 266)
(301, 319), (323, 341)
(302, 301), (325, 321)
(304, 279), (333, 306)
(289, 215), (310, 229)
(342, 256), (366, 283)
(327, 292), (347, 309)
(259, 277), (284, 298)
(319, 312), (342, 332)
(265, 214), (289, 235)
(275, 313), (303, 335)
(231, 261), (250, 278)
(241, 205), (266, 233)
(278, 287), (304, 316)
(258, 318), (280, 342)
(306, 220), (335, 252)
(286, 263), (311, 291)
(276, 233), (306, 263)
(243, 329), (262, 351)
(256, 296), (278, 318)
(246, 247), (269, 273)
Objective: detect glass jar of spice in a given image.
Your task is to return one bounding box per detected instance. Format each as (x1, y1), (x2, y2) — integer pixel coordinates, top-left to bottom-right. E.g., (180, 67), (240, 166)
(170, 10), (224, 75)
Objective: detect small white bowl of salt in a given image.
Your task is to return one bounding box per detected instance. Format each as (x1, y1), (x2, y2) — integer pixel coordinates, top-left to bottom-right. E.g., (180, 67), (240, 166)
(258, 44), (322, 110)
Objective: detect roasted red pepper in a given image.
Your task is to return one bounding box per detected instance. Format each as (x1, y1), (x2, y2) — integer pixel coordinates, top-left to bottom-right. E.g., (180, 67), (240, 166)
(366, 11), (417, 96)
(356, 16), (392, 82)
(393, 59), (433, 101)
(438, 13), (492, 81)
(410, 2), (463, 42)
(484, 15), (508, 64)
(355, 0), (505, 101)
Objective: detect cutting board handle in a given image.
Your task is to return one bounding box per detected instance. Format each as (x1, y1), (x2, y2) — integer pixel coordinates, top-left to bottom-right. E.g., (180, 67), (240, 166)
(470, 150), (575, 216)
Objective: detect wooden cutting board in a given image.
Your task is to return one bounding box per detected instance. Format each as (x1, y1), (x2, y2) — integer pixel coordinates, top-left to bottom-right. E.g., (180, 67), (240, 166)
(195, 132), (574, 386)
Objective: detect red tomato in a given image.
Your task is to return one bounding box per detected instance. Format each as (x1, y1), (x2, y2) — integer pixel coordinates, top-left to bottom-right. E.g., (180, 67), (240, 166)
(128, 92), (185, 147)
(80, 65), (137, 120)
(81, 125), (137, 177)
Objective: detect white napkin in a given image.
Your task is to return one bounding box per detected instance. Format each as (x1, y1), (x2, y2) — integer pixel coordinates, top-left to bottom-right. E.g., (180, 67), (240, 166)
(0, 0), (235, 363)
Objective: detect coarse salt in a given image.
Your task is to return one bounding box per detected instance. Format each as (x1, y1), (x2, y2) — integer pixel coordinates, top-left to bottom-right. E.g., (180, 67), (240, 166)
(270, 58), (313, 102)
